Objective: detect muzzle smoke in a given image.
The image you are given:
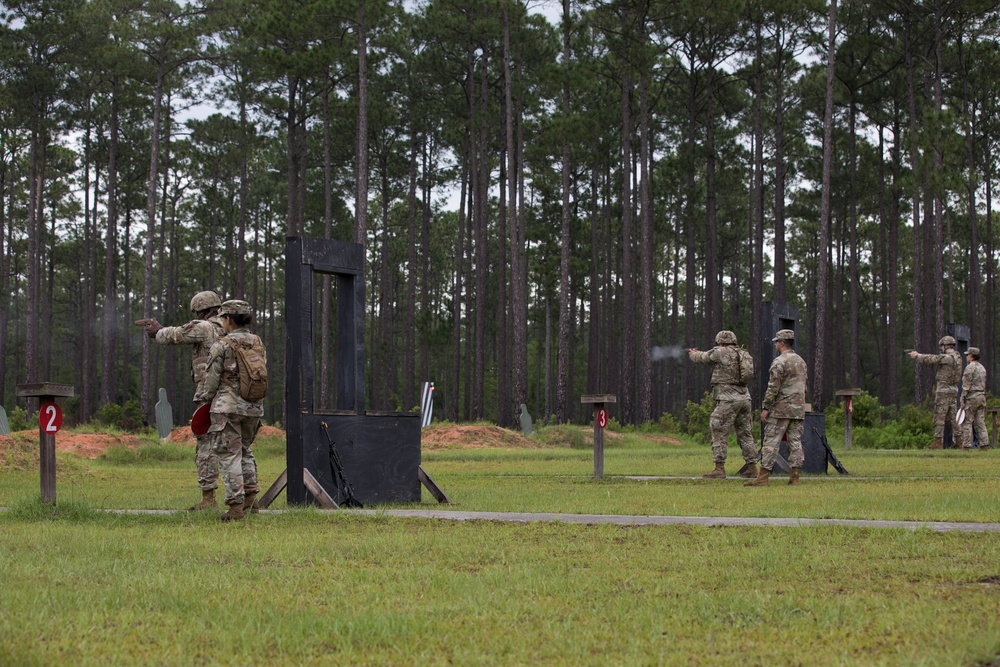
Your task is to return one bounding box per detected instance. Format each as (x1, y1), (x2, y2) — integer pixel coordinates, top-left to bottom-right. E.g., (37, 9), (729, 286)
(650, 345), (686, 362)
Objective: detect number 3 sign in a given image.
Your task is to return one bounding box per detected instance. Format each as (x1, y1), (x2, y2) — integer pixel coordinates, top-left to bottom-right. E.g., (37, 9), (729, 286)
(597, 407), (608, 429)
(40, 402), (63, 434)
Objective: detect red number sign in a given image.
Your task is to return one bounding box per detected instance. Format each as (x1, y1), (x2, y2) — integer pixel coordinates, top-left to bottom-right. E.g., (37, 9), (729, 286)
(597, 408), (608, 429)
(41, 402), (63, 433)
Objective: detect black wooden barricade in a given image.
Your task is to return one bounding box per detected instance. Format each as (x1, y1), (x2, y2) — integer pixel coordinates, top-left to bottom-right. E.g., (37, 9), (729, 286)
(259, 236), (445, 508)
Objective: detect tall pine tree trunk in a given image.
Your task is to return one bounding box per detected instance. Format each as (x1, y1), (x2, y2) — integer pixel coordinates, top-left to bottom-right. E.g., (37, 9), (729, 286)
(141, 74), (165, 417)
(102, 79), (121, 406)
(813, 0), (838, 409)
(555, 0), (572, 423)
(620, 63), (635, 424)
(638, 64), (653, 425)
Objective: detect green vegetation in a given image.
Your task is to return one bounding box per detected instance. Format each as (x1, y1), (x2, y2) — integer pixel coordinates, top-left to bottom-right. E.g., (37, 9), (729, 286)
(1, 426), (999, 665)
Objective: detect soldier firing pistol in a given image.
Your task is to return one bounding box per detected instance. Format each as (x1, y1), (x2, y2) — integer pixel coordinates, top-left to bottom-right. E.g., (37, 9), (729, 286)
(135, 318), (164, 338)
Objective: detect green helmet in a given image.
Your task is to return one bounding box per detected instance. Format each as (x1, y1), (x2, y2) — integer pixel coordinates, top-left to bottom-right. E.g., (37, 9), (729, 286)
(938, 335), (956, 347)
(715, 330), (737, 345)
(218, 299), (252, 316)
(190, 291), (221, 313)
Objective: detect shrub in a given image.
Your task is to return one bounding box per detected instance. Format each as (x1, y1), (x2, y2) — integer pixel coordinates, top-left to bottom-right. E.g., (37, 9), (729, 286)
(683, 392), (715, 440)
(657, 412), (681, 433)
(7, 405), (34, 431)
(825, 390), (883, 428)
(829, 404), (934, 450)
(94, 400), (146, 433)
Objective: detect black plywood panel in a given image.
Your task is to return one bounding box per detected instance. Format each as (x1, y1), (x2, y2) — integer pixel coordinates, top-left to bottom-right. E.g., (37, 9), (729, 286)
(304, 414), (421, 504)
(777, 412), (828, 474)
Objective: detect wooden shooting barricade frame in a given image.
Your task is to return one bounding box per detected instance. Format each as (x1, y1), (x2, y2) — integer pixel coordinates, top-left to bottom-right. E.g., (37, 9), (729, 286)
(258, 236), (448, 509)
(16, 382), (75, 504)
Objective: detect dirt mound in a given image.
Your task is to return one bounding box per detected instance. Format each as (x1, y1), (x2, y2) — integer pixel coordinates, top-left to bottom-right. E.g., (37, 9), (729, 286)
(0, 430), (144, 460)
(421, 424), (538, 450)
(167, 424), (285, 444)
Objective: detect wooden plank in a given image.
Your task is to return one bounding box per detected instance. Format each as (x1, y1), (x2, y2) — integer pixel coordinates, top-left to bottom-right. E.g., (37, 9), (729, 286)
(581, 394), (617, 404)
(594, 418), (604, 479)
(16, 383), (75, 398)
(40, 431), (56, 503)
(835, 389), (863, 396)
(303, 468), (339, 509)
(417, 466), (451, 504)
(258, 469), (288, 509)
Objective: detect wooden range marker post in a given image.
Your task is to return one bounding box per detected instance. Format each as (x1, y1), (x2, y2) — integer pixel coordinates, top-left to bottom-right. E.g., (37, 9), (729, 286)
(581, 394), (616, 479)
(835, 389), (861, 451)
(16, 383), (75, 504)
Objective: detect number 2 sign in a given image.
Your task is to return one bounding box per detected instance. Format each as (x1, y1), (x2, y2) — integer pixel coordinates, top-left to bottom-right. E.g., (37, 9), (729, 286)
(40, 402), (63, 434)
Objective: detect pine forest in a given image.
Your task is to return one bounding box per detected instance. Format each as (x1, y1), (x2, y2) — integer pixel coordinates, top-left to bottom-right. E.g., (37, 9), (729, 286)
(2, 0), (999, 429)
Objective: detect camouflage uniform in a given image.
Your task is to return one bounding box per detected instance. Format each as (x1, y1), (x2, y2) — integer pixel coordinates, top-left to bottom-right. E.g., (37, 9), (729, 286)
(155, 316), (225, 491)
(196, 321), (264, 508)
(760, 348), (808, 471)
(913, 346), (962, 444)
(689, 345), (758, 465)
(961, 354), (988, 449)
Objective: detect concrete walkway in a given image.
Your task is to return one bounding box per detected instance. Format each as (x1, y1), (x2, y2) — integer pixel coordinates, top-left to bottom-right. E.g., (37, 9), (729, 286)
(81, 507), (1000, 533)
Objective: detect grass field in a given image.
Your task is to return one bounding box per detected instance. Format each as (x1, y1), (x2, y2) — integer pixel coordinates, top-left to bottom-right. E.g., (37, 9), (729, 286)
(1, 427), (999, 665)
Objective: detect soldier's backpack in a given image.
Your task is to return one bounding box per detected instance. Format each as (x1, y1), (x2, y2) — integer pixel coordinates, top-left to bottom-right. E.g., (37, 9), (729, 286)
(220, 336), (268, 402)
(736, 347), (754, 386)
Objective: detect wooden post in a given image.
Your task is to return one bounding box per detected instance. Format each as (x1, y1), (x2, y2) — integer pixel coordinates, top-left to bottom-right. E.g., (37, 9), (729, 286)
(16, 383), (75, 505)
(987, 407), (999, 449)
(581, 394), (616, 479)
(835, 389), (861, 451)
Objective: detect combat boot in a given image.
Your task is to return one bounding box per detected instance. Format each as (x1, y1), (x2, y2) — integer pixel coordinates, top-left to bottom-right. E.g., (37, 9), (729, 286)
(928, 438), (943, 450)
(189, 489), (216, 511)
(242, 491), (259, 514)
(740, 463), (758, 479)
(954, 433), (968, 450)
(220, 503), (245, 522)
(788, 467), (801, 485)
(745, 467), (770, 486)
(703, 462), (726, 479)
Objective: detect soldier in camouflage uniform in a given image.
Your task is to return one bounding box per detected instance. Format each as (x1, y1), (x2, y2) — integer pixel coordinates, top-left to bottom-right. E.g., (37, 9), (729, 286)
(747, 329), (808, 487)
(961, 347), (988, 451)
(909, 336), (963, 449)
(687, 331), (759, 479)
(195, 300), (264, 522)
(145, 291), (225, 509)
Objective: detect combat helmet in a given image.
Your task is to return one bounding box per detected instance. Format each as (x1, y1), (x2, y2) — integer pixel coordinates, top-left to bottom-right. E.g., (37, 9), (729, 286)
(938, 335), (956, 347)
(190, 290), (222, 313)
(715, 330), (737, 345)
(218, 299), (252, 316)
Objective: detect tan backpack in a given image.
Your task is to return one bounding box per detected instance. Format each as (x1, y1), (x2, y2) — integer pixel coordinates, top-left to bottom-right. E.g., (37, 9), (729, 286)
(736, 347), (754, 386)
(220, 336), (268, 402)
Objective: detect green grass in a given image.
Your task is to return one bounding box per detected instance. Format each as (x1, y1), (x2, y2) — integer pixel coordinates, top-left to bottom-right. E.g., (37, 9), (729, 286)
(1, 428), (999, 665)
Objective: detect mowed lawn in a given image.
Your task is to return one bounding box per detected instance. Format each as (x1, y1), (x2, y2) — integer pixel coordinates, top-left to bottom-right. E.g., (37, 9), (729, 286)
(1, 429), (999, 665)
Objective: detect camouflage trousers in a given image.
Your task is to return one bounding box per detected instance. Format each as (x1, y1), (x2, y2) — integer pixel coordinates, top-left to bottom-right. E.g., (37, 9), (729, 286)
(761, 418), (805, 470)
(194, 432), (220, 491)
(932, 390), (959, 441)
(962, 393), (988, 448)
(710, 397), (759, 464)
(210, 413), (260, 507)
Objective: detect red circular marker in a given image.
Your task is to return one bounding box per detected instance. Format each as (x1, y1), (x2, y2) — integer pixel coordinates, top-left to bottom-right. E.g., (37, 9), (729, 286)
(597, 407), (608, 429)
(40, 402), (63, 433)
(191, 403), (212, 436)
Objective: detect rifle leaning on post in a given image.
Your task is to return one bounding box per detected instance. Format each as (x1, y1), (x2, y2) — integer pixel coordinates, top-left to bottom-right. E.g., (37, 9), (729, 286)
(319, 421), (363, 508)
